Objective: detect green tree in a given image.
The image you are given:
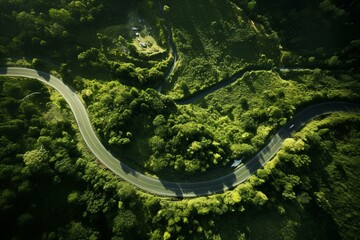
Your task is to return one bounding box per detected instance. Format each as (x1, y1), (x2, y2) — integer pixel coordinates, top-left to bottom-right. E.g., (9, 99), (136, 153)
(49, 8), (73, 25)
(23, 149), (48, 172)
(112, 210), (137, 235)
(163, 5), (170, 13)
(57, 222), (99, 240)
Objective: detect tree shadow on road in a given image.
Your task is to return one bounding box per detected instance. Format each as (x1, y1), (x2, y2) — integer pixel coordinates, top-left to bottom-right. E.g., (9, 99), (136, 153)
(37, 70), (51, 81)
(0, 68), (7, 74)
(159, 172), (237, 198)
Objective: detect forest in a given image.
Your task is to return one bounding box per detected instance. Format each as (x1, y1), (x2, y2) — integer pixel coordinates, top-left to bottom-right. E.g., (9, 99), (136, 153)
(0, 0), (360, 239)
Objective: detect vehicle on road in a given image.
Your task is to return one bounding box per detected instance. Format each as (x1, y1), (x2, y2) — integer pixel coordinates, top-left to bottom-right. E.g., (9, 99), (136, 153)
(2, 68), (359, 197)
(231, 158), (243, 168)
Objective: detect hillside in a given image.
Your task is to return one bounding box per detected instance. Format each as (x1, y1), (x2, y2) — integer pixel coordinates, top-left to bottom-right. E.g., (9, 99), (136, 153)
(0, 0), (360, 239)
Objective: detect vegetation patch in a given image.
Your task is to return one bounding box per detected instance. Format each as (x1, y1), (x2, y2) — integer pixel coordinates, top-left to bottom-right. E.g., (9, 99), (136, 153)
(1, 0), (360, 238)
(132, 35), (166, 57)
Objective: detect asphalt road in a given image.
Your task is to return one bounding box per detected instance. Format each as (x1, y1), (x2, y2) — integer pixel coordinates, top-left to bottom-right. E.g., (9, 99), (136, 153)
(1, 67), (359, 197)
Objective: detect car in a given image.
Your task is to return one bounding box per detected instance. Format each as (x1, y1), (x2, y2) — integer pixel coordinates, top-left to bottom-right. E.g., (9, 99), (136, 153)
(231, 158), (244, 168)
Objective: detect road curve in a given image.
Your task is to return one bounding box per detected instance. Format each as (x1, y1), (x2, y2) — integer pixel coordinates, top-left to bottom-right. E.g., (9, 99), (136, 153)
(1, 67), (359, 197)
(157, 0), (178, 93)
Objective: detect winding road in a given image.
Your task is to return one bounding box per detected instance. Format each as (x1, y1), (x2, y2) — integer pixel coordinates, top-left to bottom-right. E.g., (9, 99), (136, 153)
(157, 0), (178, 93)
(1, 67), (359, 197)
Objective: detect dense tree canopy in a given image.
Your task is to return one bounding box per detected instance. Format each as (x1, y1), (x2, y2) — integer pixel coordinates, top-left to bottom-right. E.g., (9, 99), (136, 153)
(1, 0), (360, 239)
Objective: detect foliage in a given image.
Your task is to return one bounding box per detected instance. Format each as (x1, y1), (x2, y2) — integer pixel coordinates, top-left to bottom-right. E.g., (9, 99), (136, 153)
(161, 0), (281, 98)
(83, 79), (230, 174)
(1, 0), (360, 239)
(0, 0), (171, 88)
(0, 77), (144, 239)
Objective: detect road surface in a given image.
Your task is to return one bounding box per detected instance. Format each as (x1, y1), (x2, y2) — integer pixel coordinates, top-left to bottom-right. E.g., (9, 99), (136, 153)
(1, 67), (359, 197)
